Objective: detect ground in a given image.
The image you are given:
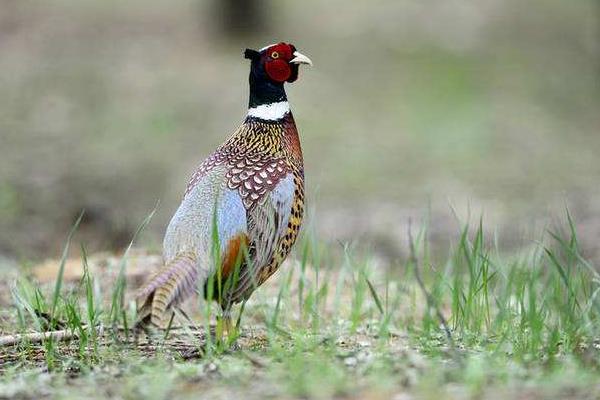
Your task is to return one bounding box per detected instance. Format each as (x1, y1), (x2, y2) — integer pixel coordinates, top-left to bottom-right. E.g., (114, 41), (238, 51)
(1, 217), (600, 399)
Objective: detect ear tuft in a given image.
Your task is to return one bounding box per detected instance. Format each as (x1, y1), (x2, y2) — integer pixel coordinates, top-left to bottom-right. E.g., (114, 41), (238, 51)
(244, 49), (260, 60)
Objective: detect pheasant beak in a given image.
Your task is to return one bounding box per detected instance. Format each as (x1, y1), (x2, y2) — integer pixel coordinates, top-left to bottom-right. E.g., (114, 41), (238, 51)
(290, 51), (313, 66)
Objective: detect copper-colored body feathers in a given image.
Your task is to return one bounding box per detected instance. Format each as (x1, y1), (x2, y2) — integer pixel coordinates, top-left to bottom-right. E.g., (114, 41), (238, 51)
(136, 114), (304, 328)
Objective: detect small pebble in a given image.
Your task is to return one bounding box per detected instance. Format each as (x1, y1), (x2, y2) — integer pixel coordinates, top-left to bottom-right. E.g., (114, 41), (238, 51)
(344, 357), (357, 367)
(205, 363), (218, 373)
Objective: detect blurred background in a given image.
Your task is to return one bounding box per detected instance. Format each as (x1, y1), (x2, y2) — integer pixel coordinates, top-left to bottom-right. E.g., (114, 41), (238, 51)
(1, 0), (599, 262)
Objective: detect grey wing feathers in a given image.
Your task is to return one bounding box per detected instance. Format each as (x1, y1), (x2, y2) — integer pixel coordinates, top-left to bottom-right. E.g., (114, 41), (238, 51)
(225, 174), (295, 303)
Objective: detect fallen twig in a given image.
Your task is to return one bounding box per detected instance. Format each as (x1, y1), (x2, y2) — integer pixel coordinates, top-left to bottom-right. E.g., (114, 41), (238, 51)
(0, 322), (215, 348)
(1, 328), (80, 347)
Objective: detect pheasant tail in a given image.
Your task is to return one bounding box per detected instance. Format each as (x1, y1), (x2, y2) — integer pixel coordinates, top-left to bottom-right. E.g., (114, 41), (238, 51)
(135, 253), (198, 328)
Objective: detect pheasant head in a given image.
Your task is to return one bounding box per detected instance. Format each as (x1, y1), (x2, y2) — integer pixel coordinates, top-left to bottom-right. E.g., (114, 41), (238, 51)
(244, 43), (312, 111)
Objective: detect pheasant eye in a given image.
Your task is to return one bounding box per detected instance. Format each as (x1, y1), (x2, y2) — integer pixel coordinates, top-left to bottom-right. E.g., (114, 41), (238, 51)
(271, 51), (279, 59)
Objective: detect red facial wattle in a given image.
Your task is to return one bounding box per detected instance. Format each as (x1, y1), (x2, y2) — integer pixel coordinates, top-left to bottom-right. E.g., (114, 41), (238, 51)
(265, 59), (291, 82)
(264, 43), (297, 83)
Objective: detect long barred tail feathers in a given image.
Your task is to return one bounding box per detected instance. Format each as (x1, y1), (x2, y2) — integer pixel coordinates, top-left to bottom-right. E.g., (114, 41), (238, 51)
(135, 253), (198, 329)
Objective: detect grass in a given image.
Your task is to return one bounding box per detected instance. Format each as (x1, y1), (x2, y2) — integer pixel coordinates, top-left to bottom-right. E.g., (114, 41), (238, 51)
(1, 210), (600, 399)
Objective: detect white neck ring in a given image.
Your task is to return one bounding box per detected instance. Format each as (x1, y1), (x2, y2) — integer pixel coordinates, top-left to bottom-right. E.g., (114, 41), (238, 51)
(247, 101), (290, 121)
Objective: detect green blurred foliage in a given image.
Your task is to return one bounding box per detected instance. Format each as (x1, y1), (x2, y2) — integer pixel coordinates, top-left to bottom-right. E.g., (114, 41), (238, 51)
(0, 0), (598, 258)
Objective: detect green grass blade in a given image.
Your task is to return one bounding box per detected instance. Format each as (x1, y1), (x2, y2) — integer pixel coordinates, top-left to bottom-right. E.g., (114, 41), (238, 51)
(110, 203), (158, 326)
(364, 275), (384, 316)
(51, 210), (85, 328)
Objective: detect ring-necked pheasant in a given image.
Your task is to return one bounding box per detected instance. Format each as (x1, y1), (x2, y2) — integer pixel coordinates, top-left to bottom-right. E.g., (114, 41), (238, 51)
(136, 42), (312, 331)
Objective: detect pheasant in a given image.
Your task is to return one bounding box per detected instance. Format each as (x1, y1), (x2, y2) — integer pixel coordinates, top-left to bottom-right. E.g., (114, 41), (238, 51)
(136, 42), (312, 331)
